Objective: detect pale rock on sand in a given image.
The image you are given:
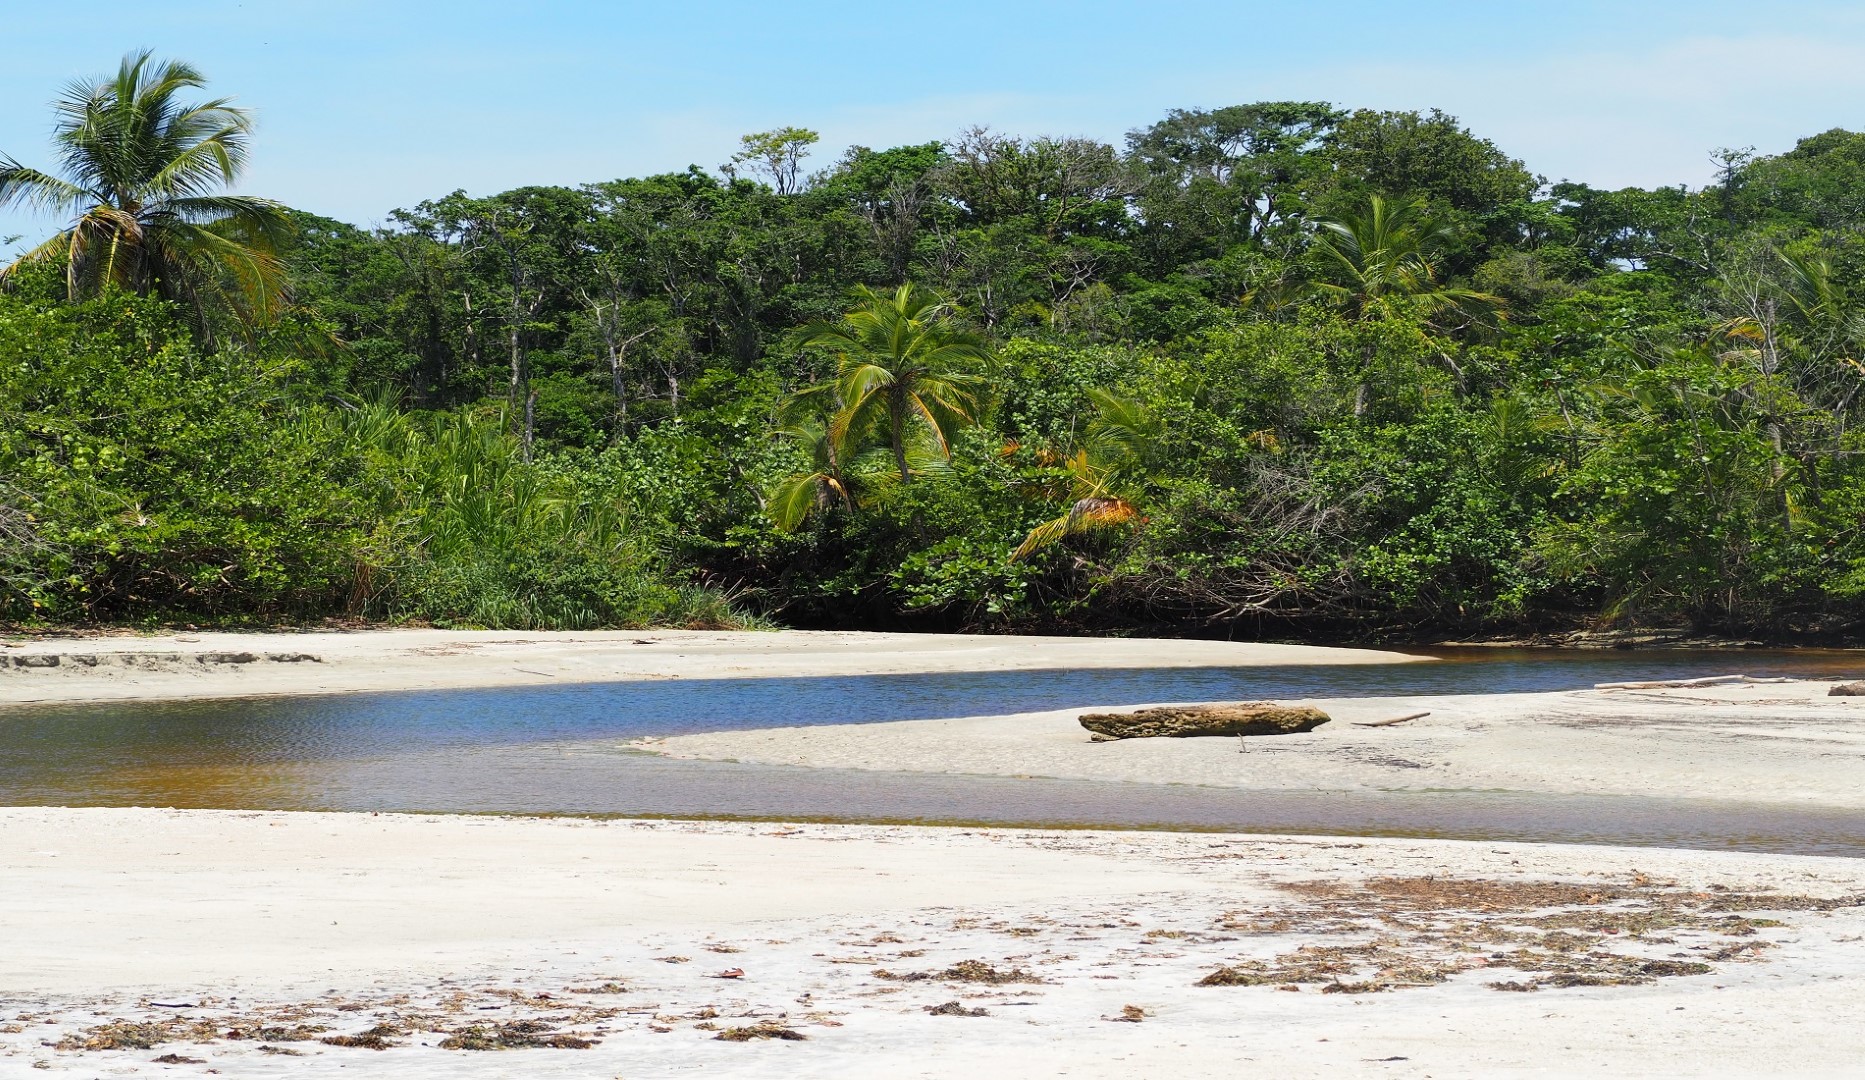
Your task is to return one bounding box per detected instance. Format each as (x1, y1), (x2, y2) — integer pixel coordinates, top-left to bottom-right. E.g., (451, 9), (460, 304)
(3, 808), (1865, 1078)
(0, 629), (1422, 707)
(641, 680), (1865, 808)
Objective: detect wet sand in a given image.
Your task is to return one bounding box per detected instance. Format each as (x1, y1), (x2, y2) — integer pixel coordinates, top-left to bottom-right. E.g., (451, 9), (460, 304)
(4, 808), (1863, 1078)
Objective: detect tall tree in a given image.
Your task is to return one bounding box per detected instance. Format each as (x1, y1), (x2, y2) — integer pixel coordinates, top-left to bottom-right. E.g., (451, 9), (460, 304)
(0, 51), (291, 335)
(818, 142), (947, 283)
(940, 128), (1132, 239)
(728, 127), (820, 195)
(1126, 101), (1341, 262)
(1320, 108), (1539, 218)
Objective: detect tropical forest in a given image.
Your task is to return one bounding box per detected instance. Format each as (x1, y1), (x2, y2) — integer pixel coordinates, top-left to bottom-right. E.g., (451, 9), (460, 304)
(5, 52), (1865, 640)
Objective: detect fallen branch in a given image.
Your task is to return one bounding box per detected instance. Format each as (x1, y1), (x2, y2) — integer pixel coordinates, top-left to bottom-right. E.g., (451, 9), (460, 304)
(1352, 711), (1431, 728)
(1594, 675), (1797, 690)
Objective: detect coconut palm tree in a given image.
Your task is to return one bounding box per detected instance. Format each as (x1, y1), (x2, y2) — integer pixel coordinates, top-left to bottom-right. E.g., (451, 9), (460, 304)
(766, 383), (958, 531)
(799, 284), (990, 483)
(1309, 194), (1500, 327)
(0, 51), (291, 334)
(767, 394), (861, 531)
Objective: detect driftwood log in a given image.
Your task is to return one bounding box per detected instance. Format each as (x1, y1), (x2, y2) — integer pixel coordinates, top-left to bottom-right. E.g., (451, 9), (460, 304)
(1080, 703), (1330, 742)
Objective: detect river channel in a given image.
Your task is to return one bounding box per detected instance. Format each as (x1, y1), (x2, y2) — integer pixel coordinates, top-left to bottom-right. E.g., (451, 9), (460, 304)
(4, 648), (1862, 855)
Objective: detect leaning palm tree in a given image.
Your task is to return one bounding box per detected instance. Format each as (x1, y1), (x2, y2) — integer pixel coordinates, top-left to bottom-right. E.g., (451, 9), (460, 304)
(766, 391), (955, 531)
(798, 284), (990, 483)
(1011, 389), (1160, 562)
(0, 51), (291, 333)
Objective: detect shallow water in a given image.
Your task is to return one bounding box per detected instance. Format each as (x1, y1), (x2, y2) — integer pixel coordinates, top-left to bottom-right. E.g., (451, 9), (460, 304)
(3, 647), (1862, 856)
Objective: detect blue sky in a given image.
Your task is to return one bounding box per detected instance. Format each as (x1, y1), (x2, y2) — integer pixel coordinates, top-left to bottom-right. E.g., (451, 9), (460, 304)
(3, 0), (1864, 242)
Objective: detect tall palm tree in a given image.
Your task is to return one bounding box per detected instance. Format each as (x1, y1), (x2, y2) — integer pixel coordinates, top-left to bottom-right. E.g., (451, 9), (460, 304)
(799, 284), (990, 483)
(0, 51), (291, 333)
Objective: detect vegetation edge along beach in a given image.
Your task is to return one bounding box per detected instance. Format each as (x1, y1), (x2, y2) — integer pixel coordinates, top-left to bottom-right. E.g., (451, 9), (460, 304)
(5, 52), (1865, 644)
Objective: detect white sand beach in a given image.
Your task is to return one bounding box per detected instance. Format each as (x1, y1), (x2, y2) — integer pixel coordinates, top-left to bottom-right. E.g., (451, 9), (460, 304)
(6, 631), (1865, 1077)
(5, 808), (1865, 1078)
(0, 628), (1421, 706)
(640, 679), (1865, 808)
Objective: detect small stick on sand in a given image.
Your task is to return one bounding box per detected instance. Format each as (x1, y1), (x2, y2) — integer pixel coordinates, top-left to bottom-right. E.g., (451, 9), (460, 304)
(1594, 675), (1796, 691)
(1352, 711), (1432, 728)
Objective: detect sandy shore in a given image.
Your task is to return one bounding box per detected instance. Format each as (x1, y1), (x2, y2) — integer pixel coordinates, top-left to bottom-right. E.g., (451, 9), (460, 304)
(5, 807), (1864, 1078)
(641, 680), (1865, 808)
(0, 629), (1420, 707)
(7, 637), (1860, 1074)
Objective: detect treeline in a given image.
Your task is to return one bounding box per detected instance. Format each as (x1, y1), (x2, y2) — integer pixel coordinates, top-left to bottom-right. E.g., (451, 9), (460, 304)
(5, 81), (1865, 636)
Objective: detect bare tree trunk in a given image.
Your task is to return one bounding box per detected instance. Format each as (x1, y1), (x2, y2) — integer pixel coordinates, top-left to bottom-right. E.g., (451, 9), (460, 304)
(462, 292), (480, 372)
(611, 348), (627, 429)
(476, 214), (545, 447)
(606, 327), (650, 434)
(508, 320), (524, 412)
(1350, 338), (1373, 417)
(522, 387), (536, 463)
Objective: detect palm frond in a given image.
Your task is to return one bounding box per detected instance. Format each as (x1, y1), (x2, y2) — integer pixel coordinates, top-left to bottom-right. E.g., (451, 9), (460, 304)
(767, 471), (837, 531)
(0, 160), (92, 215)
(0, 230), (71, 285)
(1012, 496), (1144, 562)
(1083, 388), (1160, 460)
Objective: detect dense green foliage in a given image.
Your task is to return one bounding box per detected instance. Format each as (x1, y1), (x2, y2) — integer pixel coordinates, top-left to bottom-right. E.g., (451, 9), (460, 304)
(5, 63), (1865, 637)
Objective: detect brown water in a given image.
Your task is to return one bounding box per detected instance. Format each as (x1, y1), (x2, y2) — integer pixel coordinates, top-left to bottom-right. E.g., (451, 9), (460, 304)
(4, 649), (1863, 856)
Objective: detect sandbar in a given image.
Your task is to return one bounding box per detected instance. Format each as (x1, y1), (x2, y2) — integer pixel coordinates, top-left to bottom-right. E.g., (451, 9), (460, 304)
(8, 635), (1863, 1076)
(641, 680), (1865, 808)
(0, 628), (1422, 707)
